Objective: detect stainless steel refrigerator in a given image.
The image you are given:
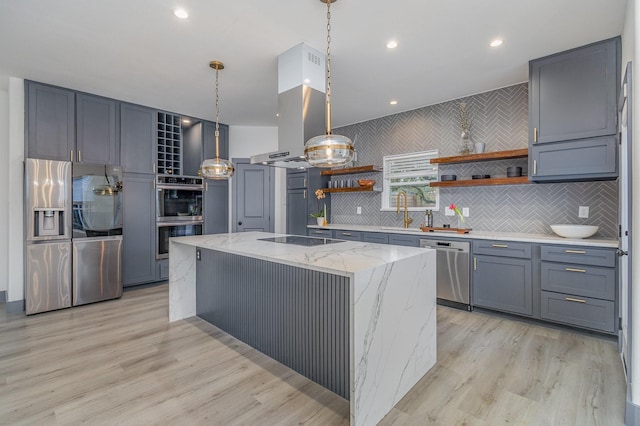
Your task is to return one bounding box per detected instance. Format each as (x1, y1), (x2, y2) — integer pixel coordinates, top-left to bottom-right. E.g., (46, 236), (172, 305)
(25, 159), (123, 315)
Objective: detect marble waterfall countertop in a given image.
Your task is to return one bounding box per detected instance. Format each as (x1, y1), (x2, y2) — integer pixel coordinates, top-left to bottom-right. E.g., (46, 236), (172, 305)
(308, 224), (618, 248)
(169, 231), (437, 426)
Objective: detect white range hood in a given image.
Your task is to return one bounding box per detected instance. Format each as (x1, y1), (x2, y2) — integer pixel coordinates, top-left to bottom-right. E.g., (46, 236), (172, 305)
(250, 43), (326, 168)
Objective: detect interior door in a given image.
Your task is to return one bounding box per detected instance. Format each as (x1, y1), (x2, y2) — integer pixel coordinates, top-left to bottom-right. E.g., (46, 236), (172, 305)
(233, 159), (274, 232)
(618, 62), (632, 380)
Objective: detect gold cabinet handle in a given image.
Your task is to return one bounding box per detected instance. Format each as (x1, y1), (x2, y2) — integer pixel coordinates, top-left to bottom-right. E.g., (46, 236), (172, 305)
(153, 179), (156, 189)
(342, 232), (351, 236)
(153, 163), (156, 174)
(565, 249), (586, 254)
(304, 178), (307, 187)
(205, 182), (208, 191)
(314, 231), (324, 234)
(70, 150), (74, 162)
(565, 267), (586, 273)
(492, 244), (509, 248)
(303, 190), (307, 199)
(565, 297), (586, 304)
(533, 160), (537, 175)
(473, 257), (477, 271)
(533, 127), (538, 143)
(78, 150), (82, 163)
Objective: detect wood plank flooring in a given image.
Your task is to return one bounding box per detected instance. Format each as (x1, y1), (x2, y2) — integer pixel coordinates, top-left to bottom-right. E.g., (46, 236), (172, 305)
(0, 284), (625, 425)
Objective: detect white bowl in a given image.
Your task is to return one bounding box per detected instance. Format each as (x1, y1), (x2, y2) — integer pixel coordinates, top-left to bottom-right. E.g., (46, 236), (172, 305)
(550, 224), (599, 239)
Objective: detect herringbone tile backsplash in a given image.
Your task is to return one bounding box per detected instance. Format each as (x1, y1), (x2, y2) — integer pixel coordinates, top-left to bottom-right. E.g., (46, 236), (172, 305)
(331, 83), (618, 238)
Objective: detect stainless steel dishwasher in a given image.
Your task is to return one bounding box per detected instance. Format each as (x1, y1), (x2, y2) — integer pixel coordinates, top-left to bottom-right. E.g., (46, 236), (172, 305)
(420, 239), (471, 310)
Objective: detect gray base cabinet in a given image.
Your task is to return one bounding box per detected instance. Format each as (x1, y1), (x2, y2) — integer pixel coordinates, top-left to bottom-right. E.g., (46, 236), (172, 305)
(473, 254), (533, 316)
(204, 180), (228, 234)
(122, 173), (156, 286)
(76, 93), (119, 165)
(529, 37), (620, 182)
(26, 81), (75, 161)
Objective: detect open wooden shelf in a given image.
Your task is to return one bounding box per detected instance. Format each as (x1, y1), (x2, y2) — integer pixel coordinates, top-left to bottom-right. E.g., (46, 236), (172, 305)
(320, 165), (382, 176)
(321, 186), (380, 193)
(430, 176), (531, 187)
(430, 148), (528, 165)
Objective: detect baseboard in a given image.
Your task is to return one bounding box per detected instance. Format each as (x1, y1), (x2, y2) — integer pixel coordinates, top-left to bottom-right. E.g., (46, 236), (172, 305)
(5, 299), (24, 314)
(626, 383), (640, 425)
(0, 290), (6, 303)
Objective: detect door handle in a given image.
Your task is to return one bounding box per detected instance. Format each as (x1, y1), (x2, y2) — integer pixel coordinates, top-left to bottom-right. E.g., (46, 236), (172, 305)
(304, 190), (307, 199)
(533, 160), (537, 175)
(238, 221), (242, 226)
(533, 127), (538, 143)
(78, 150), (82, 163)
(491, 244), (509, 248)
(70, 150), (74, 162)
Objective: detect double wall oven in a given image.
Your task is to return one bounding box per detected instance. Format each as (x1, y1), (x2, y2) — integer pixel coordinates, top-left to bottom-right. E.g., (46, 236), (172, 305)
(156, 175), (204, 259)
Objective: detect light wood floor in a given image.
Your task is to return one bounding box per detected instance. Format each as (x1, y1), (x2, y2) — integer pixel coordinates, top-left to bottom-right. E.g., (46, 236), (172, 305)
(0, 284), (625, 425)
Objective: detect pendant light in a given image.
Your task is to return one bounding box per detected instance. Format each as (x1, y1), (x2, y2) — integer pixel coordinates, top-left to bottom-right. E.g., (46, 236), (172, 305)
(304, 0), (355, 168)
(200, 61), (235, 180)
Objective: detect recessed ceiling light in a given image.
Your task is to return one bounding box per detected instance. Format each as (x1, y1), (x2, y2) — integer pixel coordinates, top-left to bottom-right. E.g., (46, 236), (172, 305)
(173, 8), (189, 19)
(182, 118), (191, 124)
(390, 100), (398, 105)
(490, 39), (503, 47)
(303, 78), (311, 84)
(386, 41), (398, 49)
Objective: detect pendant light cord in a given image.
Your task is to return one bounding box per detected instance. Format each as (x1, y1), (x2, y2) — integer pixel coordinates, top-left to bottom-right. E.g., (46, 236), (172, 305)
(215, 67), (221, 159)
(325, 0), (332, 135)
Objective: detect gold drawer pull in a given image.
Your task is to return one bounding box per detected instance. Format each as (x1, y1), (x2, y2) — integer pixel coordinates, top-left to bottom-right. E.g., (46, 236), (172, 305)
(565, 297), (586, 304)
(492, 244), (508, 248)
(565, 249), (586, 254)
(342, 232), (352, 236)
(314, 231), (324, 234)
(534, 127), (538, 142)
(565, 267), (586, 273)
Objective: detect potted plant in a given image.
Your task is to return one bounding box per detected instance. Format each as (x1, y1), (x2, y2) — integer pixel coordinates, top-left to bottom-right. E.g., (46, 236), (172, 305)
(310, 189), (328, 226)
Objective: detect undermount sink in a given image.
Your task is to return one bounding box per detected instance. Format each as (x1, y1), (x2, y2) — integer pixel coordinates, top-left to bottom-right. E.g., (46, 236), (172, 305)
(380, 227), (423, 233)
(550, 224), (599, 239)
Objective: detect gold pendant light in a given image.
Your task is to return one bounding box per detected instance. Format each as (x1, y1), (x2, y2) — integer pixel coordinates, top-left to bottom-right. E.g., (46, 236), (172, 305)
(200, 61), (235, 180)
(304, 0), (355, 168)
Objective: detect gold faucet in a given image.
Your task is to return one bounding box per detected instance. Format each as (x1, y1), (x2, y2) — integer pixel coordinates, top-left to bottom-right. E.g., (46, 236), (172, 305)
(396, 191), (413, 229)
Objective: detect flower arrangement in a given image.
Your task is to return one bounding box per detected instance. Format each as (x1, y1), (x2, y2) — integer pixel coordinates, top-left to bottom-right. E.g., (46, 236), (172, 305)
(449, 203), (465, 224)
(310, 189), (327, 225)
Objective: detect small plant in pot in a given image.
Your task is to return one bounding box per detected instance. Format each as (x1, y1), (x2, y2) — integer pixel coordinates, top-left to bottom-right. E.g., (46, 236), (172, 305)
(310, 189), (328, 226)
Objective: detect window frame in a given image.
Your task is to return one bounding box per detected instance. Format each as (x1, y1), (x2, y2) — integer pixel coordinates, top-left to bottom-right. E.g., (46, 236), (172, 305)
(381, 150), (439, 212)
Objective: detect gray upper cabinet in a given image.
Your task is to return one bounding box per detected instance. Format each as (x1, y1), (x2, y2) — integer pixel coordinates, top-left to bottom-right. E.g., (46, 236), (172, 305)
(26, 81), (75, 161)
(122, 173), (156, 286)
(287, 187), (308, 236)
(120, 103), (156, 174)
(76, 93), (118, 165)
(182, 120), (203, 177)
(529, 37), (620, 182)
(204, 180), (228, 234)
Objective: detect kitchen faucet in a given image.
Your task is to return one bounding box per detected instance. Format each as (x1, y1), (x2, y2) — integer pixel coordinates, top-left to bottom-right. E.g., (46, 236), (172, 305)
(396, 191), (413, 229)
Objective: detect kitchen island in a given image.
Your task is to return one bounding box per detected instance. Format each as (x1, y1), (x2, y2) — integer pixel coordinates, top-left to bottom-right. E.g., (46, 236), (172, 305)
(169, 232), (436, 426)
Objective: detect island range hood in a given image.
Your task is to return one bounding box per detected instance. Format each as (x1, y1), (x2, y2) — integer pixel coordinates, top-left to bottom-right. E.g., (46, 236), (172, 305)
(251, 43), (326, 168)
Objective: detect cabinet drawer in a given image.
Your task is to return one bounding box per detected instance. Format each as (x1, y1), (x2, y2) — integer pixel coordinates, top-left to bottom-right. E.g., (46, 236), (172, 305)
(541, 290), (615, 333)
(541, 262), (615, 301)
(389, 234), (420, 247)
(540, 245), (616, 267)
(473, 240), (531, 259)
(363, 232), (389, 244)
(334, 230), (363, 242)
(287, 174), (308, 189)
(308, 228), (332, 238)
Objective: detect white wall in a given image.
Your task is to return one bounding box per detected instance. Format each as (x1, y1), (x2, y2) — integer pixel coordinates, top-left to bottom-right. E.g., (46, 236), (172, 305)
(228, 125), (286, 234)
(7, 77), (24, 303)
(0, 80), (9, 295)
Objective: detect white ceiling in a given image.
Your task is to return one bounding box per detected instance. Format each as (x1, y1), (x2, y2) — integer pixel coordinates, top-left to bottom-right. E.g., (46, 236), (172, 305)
(0, 0), (628, 128)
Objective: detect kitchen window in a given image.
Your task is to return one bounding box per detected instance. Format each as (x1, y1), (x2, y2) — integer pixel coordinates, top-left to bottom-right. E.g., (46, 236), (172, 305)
(381, 150), (439, 211)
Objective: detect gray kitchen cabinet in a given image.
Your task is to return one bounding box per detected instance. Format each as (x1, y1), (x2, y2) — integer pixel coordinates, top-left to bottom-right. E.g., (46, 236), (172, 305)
(539, 244), (617, 333)
(333, 230), (363, 242)
(26, 81), (75, 161)
(388, 234), (420, 247)
(120, 103), (156, 174)
(203, 121), (229, 162)
(287, 168), (330, 236)
(473, 241), (533, 316)
(204, 180), (228, 234)
(307, 228), (332, 238)
(529, 37), (620, 182)
(76, 93), (119, 165)
(182, 120), (203, 177)
(122, 173), (156, 286)
(363, 232), (389, 244)
(157, 259), (169, 281)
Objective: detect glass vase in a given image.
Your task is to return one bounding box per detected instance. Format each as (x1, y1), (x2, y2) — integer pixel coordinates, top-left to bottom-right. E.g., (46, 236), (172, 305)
(459, 131), (474, 155)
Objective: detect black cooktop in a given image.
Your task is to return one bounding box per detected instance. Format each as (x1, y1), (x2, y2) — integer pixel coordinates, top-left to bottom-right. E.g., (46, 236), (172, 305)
(258, 236), (345, 247)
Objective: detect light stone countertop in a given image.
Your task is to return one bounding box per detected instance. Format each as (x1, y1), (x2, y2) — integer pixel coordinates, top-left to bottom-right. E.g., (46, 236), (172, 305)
(308, 224), (618, 248)
(170, 231), (432, 277)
